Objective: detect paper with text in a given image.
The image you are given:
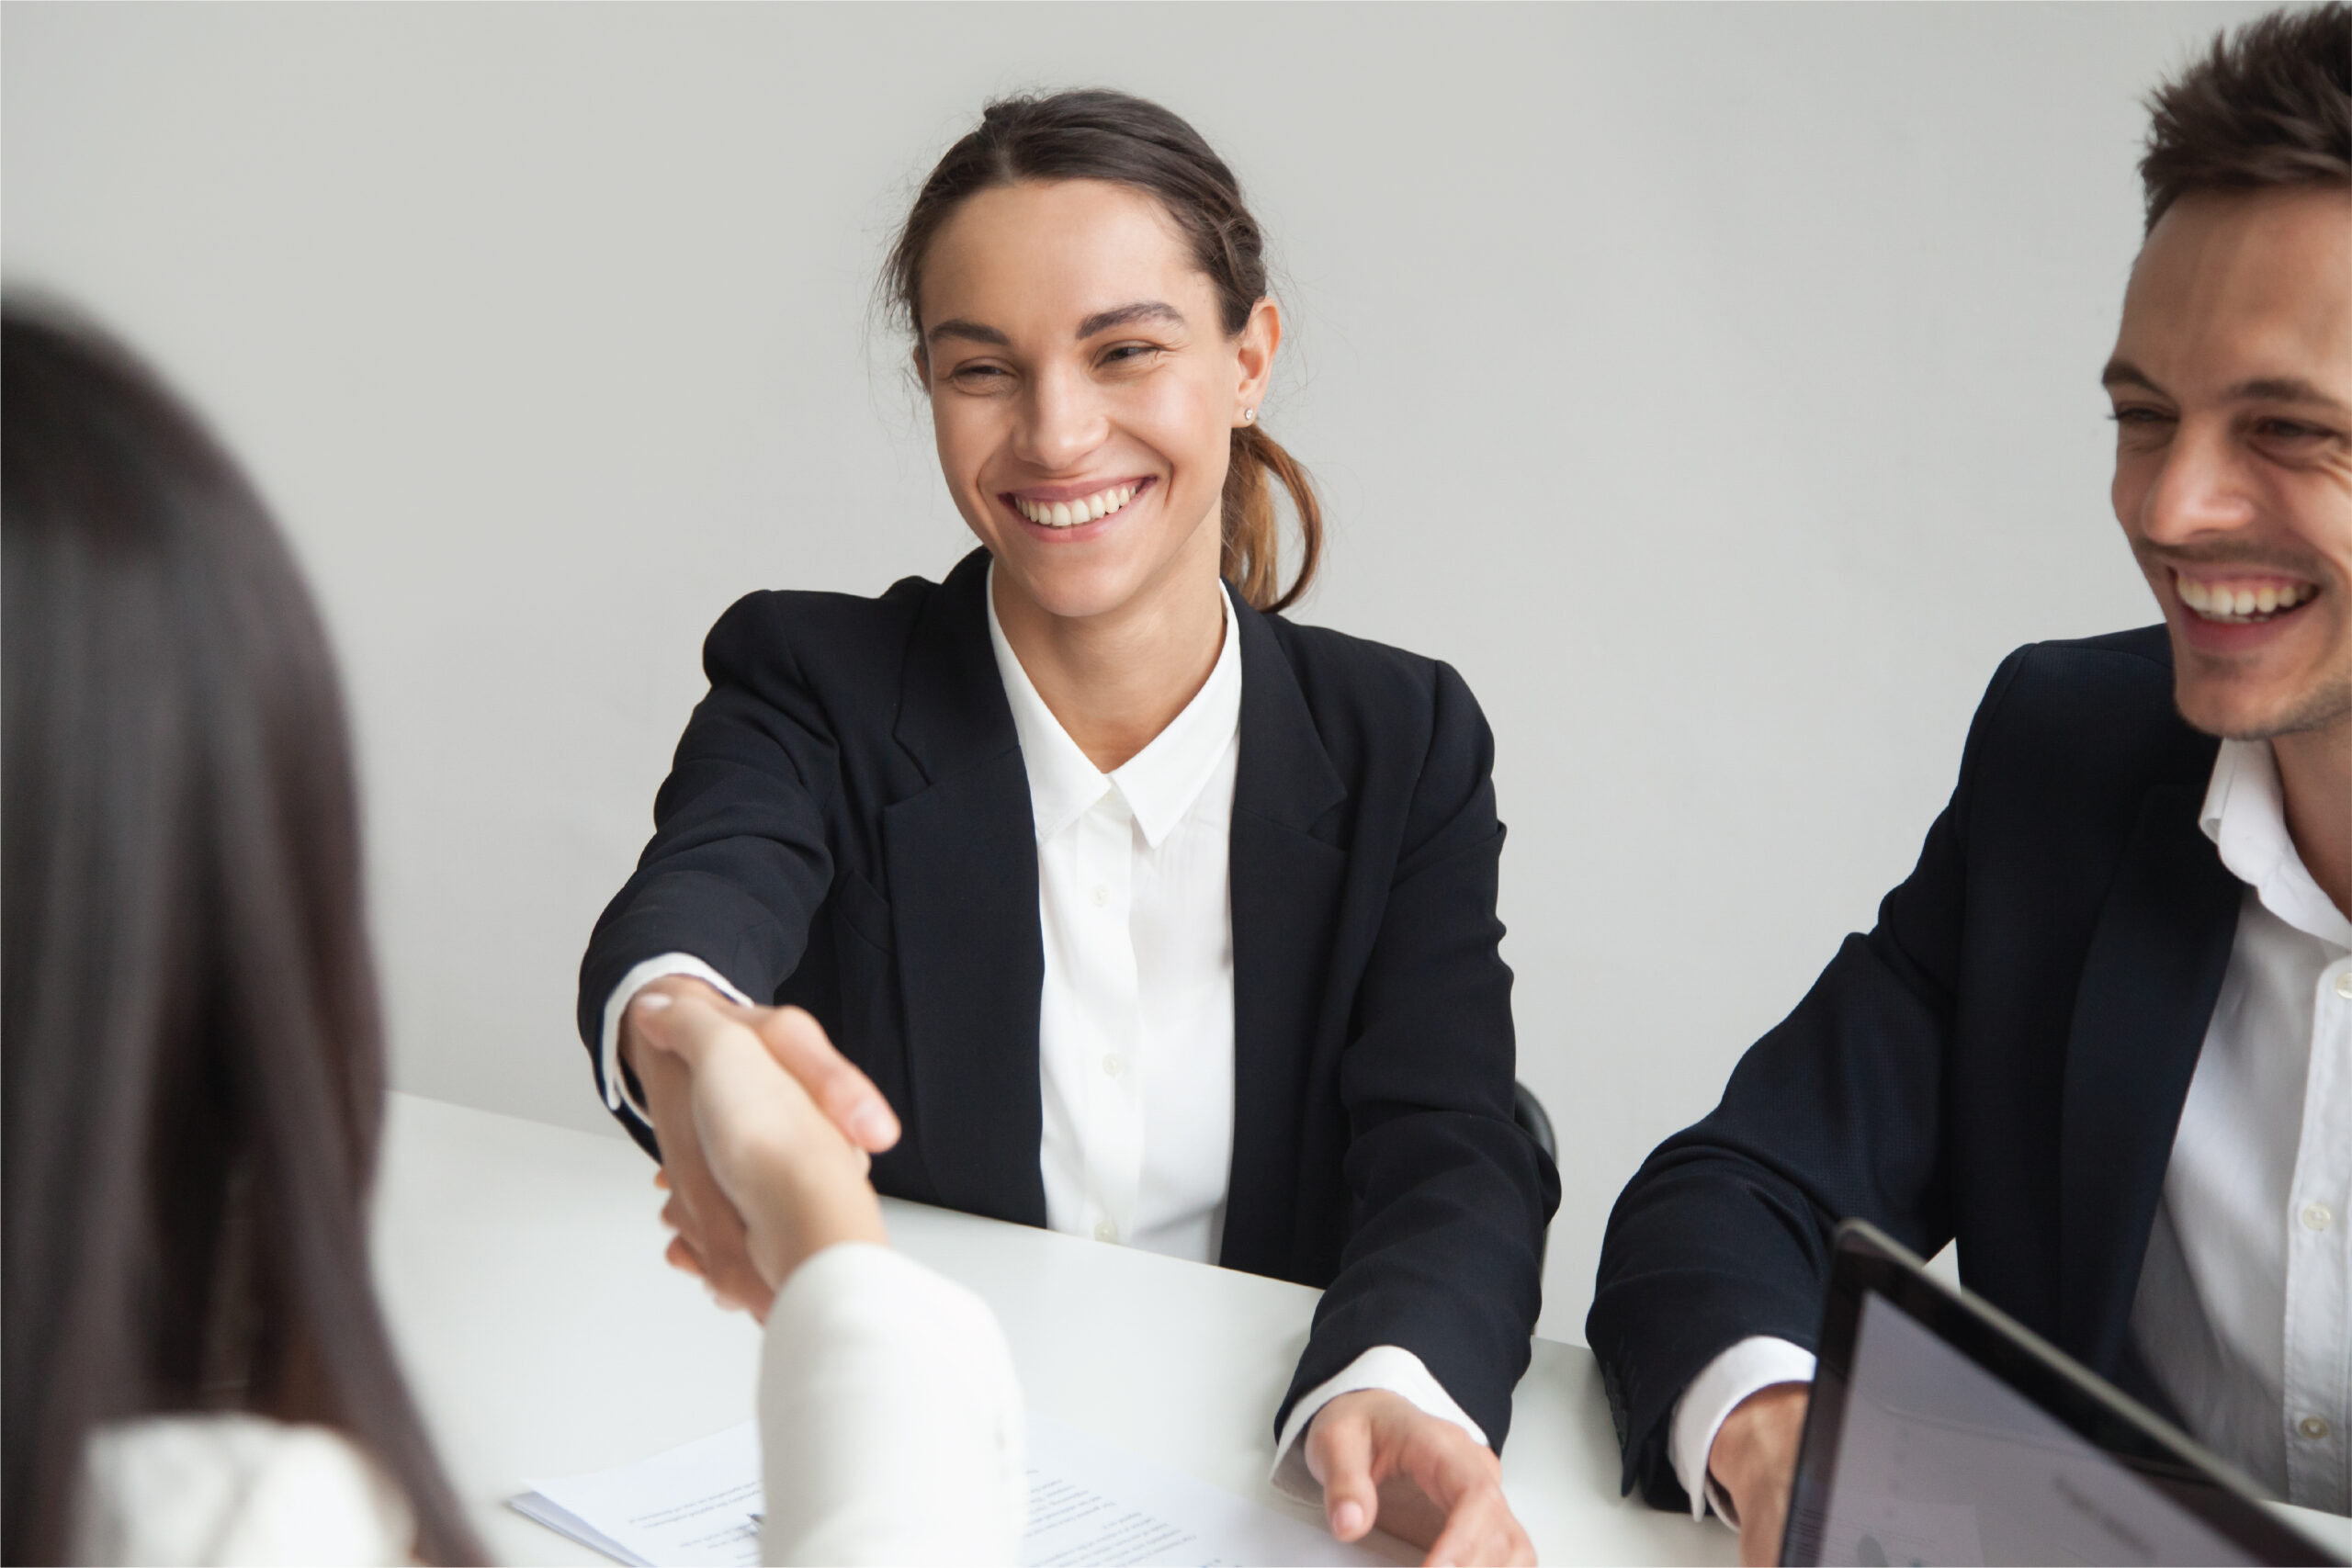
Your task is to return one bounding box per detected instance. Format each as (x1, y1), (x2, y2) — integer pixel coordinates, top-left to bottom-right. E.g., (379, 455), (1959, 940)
(510, 1410), (1401, 1567)
(1020, 1410), (1396, 1567)
(514, 1421), (761, 1567)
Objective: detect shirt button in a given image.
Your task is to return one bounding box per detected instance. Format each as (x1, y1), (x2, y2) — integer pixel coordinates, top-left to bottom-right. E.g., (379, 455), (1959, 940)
(2303, 1202), (2335, 1232)
(1093, 1220), (1117, 1244)
(2300, 1416), (2333, 1441)
(1102, 1054), (1125, 1077)
(1091, 885), (1111, 908)
(2335, 971), (2352, 999)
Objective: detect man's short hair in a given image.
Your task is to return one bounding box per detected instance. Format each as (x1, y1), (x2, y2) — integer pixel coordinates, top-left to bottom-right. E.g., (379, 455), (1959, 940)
(2140, 2), (2352, 232)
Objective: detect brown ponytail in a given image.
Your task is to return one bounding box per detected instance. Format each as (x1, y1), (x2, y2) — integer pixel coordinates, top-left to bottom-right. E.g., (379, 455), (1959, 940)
(885, 89), (1323, 612)
(1221, 423), (1322, 613)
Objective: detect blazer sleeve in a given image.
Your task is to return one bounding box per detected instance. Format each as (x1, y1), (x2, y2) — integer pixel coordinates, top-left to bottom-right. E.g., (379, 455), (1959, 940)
(576, 594), (842, 1154)
(1279, 661), (1562, 1452)
(1584, 646), (2031, 1510)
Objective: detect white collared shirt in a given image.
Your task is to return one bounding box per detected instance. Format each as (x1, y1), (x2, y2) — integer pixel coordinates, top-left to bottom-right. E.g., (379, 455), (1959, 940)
(2132, 739), (2350, 1513)
(601, 565), (1483, 1497)
(1668, 738), (2352, 1521)
(982, 571), (1483, 1495)
(986, 572), (1242, 1261)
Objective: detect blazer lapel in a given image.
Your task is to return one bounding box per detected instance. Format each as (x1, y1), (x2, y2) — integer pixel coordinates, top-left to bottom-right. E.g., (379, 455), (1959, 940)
(1221, 598), (1351, 1277)
(883, 550), (1047, 1226)
(2057, 777), (2240, 1375)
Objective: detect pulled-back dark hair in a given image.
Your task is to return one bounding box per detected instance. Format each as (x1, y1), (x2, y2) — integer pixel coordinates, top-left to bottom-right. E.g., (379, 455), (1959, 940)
(2140, 2), (2351, 231)
(1, 304), (484, 1564)
(884, 89), (1323, 613)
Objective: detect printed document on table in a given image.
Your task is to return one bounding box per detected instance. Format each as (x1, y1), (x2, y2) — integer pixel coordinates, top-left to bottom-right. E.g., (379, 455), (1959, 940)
(513, 1421), (761, 1567)
(510, 1410), (1403, 1567)
(1020, 1409), (1400, 1566)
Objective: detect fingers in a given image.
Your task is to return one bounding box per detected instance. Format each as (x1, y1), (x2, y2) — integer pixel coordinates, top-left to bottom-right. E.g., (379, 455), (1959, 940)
(1710, 1383), (1807, 1568)
(1315, 1393), (1531, 1567)
(1394, 1426), (1523, 1566)
(632, 1018), (775, 1319)
(1306, 1406), (1381, 1543)
(754, 1006), (900, 1153)
(1419, 1474), (1531, 1568)
(1740, 1510), (1779, 1568)
(629, 986), (899, 1156)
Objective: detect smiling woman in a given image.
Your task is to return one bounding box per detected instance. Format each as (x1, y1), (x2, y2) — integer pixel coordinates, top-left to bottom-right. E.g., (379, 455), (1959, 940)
(578, 89), (1557, 1567)
(882, 91), (1322, 628)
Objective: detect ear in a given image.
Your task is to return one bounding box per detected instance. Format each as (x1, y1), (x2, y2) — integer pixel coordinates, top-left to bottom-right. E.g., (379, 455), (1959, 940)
(1233, 297), (1281, 424)
(910, 344), (932, 385)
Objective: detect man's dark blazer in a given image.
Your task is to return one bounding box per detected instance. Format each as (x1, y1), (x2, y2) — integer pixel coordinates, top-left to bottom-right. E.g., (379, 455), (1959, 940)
(1588, 625), (2241, 1510)
(579, 547), (1559, 1448)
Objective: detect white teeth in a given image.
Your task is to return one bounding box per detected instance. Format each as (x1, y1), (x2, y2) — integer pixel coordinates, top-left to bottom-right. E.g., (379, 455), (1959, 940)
(2176, 572), (2316, 623)
(1014, 482), (1142, 528)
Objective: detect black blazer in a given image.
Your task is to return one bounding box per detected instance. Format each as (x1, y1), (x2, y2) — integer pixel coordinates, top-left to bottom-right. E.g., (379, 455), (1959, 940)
(580, 548), (1559, 1446)
(1588, 625), (2239, 1510)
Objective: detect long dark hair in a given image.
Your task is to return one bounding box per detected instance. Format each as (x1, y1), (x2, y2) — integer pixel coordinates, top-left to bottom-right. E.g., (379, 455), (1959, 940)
(884, 88), (1325, 613)
(1, 304), (484, 1565)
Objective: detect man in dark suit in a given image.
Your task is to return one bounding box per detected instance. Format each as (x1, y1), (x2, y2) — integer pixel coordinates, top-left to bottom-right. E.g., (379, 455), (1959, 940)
(1588, 7), (2352, 1560)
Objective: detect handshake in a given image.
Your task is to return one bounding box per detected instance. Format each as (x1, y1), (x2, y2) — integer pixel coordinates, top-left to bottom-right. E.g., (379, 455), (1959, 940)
(623, 978), (905, 1316)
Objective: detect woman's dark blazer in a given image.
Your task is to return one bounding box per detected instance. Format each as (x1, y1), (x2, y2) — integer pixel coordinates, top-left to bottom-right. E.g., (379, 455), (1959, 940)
(577, 547), (1559, 1449)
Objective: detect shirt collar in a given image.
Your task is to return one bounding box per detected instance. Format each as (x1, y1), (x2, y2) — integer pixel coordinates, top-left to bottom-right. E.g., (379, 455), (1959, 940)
(985, 563), (1243, 849)
(2199, 738), (2352, 951)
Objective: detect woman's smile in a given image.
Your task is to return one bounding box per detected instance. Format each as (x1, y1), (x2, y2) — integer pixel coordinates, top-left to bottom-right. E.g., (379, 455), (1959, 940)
(1001, 475), (1155, 534)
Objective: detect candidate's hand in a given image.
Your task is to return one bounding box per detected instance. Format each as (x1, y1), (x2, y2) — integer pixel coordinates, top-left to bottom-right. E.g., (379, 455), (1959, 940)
(629, 987), (889, 1307)
(621, 976), (899, 1318)
(1306, 1389), (1532, 1567)
(1707, 1382), (1809, 1567)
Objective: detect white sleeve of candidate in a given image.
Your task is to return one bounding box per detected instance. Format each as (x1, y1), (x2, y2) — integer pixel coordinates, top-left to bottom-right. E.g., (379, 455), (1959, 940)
(757, 1243), (1026, 1566)
(1668, 1336), (1818, 1526)
(1267, 1345), (1488, 1504)
(597, 953), (758, 1128)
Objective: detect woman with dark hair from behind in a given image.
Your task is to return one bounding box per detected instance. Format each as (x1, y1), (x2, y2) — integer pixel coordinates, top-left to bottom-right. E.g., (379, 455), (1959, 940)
(1, 303), (1025, 1565)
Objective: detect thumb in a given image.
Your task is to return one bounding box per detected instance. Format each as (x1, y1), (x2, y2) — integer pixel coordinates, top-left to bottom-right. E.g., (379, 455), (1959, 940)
(1306, 1407), (1380, 1542)
(755, 1006), (900, 1153)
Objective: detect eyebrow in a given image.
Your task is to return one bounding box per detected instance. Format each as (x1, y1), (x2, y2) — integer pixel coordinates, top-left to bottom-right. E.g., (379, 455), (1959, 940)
(2102, 358), (2351, 414)
(926, 318), (1010, 347)
(1077, 300), (1184, 339)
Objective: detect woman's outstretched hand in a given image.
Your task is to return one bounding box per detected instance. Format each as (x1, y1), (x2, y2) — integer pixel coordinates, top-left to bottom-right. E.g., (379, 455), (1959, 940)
(624, 979), (899, 1315)
(1306, 1390), (1534, 1567)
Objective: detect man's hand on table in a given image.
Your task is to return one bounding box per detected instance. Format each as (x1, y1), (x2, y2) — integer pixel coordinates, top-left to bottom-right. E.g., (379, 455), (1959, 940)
(1306, 1389), (1533, 1567)
(623, 977), (900, 1318)
(1707, 1382), (1809, 1567)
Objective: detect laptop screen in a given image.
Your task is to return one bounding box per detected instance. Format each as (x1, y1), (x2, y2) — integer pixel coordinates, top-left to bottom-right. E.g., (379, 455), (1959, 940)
(1807, 1290), (2250, 1565)
(1782, 1223), (2338, 1567)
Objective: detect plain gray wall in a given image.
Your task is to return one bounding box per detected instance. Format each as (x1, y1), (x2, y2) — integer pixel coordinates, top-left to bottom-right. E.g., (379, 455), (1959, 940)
(3, 2), (2260, 1340)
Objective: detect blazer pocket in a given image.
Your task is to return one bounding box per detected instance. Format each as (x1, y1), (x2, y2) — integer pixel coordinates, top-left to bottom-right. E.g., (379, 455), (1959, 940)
(832, 869), (895, 954)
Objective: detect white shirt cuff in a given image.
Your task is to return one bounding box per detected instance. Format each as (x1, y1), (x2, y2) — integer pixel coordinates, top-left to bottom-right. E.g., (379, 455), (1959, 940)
(1668, 1336), (1818, 1526)
(1267, 1345), (1488, 1504)
(597, 953), (757, 1130)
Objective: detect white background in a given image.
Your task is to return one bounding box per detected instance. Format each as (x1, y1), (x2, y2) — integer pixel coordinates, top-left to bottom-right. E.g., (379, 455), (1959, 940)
(3, 2), (2260, 1339)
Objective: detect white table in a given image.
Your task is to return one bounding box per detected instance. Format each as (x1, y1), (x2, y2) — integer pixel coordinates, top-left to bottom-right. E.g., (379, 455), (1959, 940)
(373, 1092), (2352, 1566)
(372, 1091), (1729, 1565)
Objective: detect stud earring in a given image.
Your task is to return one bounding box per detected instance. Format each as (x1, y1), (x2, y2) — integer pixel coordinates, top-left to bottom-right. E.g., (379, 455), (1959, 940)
(1242, 407), (1257, 423)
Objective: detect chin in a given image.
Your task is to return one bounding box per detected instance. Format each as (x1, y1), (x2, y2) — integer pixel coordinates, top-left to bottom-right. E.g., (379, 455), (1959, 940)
(2172, 669), (2350, 742)
(995, 550), (1154, 622)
